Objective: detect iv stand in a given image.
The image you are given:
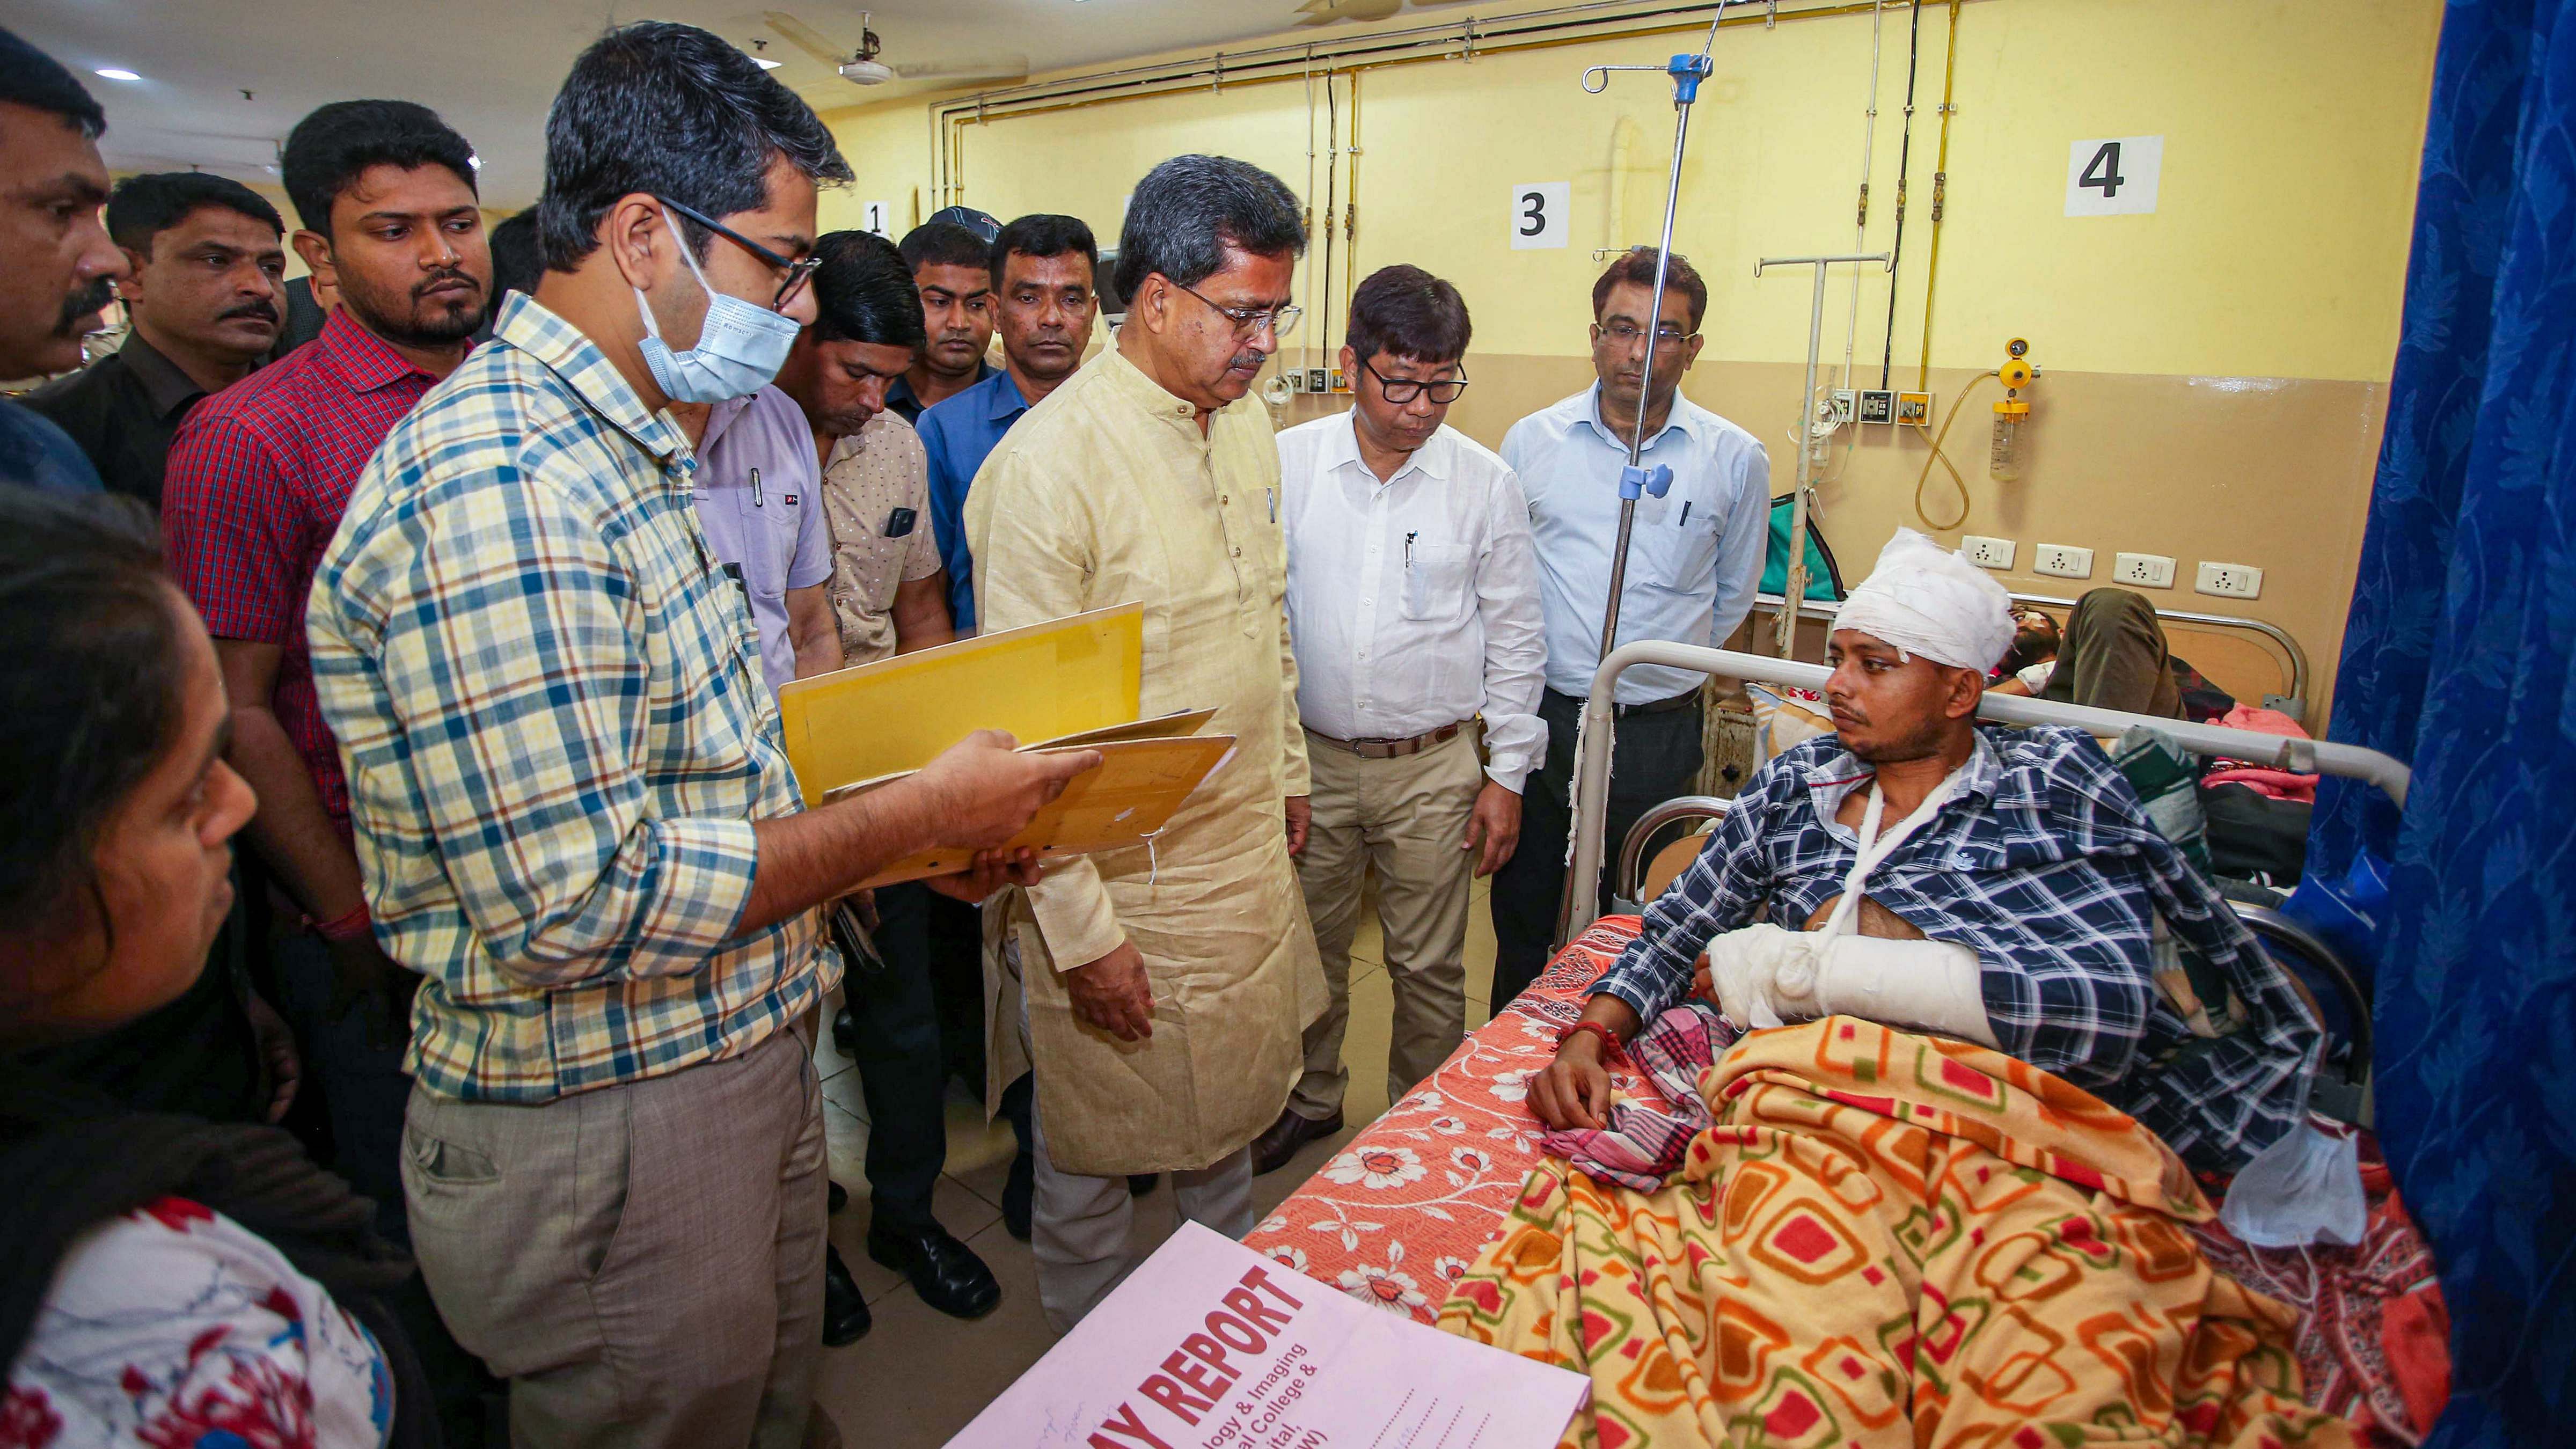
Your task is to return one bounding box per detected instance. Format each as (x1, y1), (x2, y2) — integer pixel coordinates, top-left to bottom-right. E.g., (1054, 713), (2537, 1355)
(1753, 250), (1892, 655)
(1550, 10), (1728, 952)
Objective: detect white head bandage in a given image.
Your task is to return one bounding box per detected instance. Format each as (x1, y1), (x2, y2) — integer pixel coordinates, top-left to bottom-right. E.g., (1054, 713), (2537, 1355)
(1832, 527), (2016, 671)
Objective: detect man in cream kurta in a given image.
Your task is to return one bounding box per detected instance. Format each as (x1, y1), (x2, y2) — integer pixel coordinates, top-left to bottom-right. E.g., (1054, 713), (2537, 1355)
(966, 153), (1322, 1330)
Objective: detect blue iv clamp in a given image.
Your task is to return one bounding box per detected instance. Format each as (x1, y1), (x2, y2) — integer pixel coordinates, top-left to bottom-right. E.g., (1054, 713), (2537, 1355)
(1620, 463), (1674, 500)
(1666, 52), (1713, 100)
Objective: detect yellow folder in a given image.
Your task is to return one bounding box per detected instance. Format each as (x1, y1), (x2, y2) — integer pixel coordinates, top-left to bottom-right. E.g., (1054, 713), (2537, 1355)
(776, 602), (1145, 806)
(832, 733), (1239, 888)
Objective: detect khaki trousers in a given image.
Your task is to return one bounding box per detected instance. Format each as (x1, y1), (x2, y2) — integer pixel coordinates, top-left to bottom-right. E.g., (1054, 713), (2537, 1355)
(1290, 726), (1482, 1119)
(400, 1022), (835, 1449)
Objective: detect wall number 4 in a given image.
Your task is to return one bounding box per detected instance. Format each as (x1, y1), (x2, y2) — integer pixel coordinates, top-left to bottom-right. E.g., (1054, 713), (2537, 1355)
(2065, 136), (2162, 216)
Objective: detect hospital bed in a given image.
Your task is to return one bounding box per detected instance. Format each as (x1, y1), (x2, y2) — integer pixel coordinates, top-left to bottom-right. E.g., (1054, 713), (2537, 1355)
(1750, 588), (2314, 721)
(1246, 641), (2446, 1442)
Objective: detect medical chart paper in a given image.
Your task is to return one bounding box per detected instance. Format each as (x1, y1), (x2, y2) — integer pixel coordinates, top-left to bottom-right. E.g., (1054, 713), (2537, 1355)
(944, 1222), (1589, 1449)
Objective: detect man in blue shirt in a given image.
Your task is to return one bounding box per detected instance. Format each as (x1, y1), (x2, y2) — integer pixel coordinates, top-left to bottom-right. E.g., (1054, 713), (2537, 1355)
(0, 27), (126, 493)
(1488, 248), (1770, 1007)
(885, 220), (997, 423)
(916, 213), (1099, 633)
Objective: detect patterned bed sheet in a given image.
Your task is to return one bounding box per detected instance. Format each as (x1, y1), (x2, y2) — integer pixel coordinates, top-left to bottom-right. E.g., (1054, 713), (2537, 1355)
(1243, 917), (2451, 1443)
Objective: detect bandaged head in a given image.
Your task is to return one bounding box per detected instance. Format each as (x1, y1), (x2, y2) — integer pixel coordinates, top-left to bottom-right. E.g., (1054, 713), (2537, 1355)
(1833, 528), (2017, 672)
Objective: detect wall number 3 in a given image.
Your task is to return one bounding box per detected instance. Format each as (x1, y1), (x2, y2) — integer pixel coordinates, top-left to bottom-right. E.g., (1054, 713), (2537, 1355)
(2065, 136), (2162, 216)
(1510, 181), (1570, 250)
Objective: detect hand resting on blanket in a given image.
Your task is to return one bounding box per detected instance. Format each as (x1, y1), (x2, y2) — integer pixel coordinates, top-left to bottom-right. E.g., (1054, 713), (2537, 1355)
(1536, 897), (1991, 1131)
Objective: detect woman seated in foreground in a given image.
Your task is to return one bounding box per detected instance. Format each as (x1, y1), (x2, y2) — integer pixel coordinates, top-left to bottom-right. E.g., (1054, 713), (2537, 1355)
(1438, 530), (2346, 1447)
(1, 489), (431, 1447)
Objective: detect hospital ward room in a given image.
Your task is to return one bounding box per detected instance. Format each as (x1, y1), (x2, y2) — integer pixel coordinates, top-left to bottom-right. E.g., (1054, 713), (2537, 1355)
(2, 0), (2568, 1445)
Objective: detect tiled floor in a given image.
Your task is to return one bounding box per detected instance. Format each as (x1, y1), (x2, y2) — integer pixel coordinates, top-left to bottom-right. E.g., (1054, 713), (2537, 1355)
(809, 875), (1499, 1447)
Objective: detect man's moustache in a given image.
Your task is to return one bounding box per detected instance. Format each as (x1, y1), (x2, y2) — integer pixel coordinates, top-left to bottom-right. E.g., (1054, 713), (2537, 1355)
(54, 277), (115, 335)
(219, 300), (280, 325)
(413, 270), (481, 301)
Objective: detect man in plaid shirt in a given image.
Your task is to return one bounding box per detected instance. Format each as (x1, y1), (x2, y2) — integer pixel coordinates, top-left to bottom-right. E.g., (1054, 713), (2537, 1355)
(305, 25), (1091, 1448)
(1531, 530), (2318, 1173)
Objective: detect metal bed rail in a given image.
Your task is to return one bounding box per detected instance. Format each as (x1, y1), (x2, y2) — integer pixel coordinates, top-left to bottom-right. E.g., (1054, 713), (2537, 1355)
(1748, 589), (2314, 720)
(1561, 640), (2410, 946)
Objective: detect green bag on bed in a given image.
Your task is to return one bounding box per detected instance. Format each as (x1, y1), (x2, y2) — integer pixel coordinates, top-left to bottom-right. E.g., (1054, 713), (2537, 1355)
(1761, 494), (1846, 602)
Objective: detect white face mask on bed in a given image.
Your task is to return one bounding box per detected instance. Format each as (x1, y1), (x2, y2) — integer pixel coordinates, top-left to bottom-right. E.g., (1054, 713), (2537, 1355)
(2219, 1110), (2367, 1249)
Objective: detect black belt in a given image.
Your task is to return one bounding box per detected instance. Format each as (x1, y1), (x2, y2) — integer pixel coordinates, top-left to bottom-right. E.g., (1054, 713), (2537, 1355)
(1546, 685), (1701, 720)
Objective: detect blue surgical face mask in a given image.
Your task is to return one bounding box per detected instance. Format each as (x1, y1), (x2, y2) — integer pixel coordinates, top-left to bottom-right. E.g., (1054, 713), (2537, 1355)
(633, 206), (801, 403)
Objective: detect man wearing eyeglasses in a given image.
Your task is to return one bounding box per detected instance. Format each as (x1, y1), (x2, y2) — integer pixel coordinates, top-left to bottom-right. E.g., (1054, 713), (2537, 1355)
(305, 25), (1097, 1446)
(1487, 247), (1772, 1011)
(1254, 265), (1545, 1175)
(965, 153), (1327, 1331)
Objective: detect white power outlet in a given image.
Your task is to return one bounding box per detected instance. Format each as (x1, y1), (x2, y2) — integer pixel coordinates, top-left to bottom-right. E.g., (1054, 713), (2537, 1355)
(2195, 561), (2264, 599)
(2033, 543), (2093, 579)
(1828, 389), (1857, 426)
(2113, 551), (2176, 588)
(1962, 535), (2015, 570)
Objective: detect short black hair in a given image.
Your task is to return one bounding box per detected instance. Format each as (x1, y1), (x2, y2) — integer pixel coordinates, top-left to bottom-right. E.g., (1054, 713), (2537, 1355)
(0, 488), (184, 954)
(1347, 264), (1470, 365)
(1115, 155), (1305, 303)
(809, 230), (927, 351)
(281, 99), (478, 236)
(486, 209), (543, 301)
(0, 27), (106, 140)
(1591, 247), (1708, 332)
(104, 173), (282, 253)
(990, 213), (1097, 287)
(899, 221), (991, 279)
(537, 21), (850, 273)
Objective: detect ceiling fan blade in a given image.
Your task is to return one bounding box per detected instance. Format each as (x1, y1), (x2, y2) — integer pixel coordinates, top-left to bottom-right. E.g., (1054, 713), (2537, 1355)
(1297, 0), (1406, 21)
(890, 59), (1031, 83)
(762, 11), (852, 66)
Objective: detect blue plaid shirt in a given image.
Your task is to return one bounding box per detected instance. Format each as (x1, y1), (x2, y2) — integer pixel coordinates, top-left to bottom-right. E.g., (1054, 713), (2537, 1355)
(308, 294), (829, 1103)
(1594, 724), (2318, 1168)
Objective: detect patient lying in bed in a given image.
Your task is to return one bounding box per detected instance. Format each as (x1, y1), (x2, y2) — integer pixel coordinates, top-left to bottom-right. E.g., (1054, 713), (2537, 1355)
(1466, 531), (2342, 1448)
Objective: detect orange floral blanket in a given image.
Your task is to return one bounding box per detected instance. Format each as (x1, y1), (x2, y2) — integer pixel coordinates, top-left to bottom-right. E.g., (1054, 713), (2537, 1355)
(1436, 1017), (2354, 1449)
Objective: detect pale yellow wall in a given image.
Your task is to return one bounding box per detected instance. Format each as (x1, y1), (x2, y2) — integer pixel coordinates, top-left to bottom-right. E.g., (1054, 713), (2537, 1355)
(822, 0), (2445, 721)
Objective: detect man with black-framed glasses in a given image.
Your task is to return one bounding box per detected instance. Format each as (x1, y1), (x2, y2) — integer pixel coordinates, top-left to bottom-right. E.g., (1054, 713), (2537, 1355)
(1487, 246), (1770, 1011)
(965, 153), (1327, 1331)
(304, 24), (1097, 1446)
(1257, 264), (1543, 1174)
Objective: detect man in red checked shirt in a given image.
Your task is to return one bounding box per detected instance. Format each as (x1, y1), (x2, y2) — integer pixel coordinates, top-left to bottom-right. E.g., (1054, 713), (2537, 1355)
(158, 98), (494, 1443)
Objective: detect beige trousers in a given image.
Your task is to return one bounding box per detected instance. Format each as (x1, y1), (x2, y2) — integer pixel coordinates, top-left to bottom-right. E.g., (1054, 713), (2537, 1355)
(400, 1022), (835, 1449)
(1289, 726), (1482, 1119)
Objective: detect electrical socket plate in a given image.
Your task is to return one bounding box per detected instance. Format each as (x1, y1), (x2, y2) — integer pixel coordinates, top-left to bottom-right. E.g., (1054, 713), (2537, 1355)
(2034, 543), (2093, 579)
(1307, 368), (1329, 394)
(1828, 390), (1857, 426)
(1857, 389), (1896, 424)
(1285, 368), (1307, 393)
(2114, 551), (2176, 588)
(1962, 535), (2015, 570)
(1329, 368), (1350, 393)
(1895, 391), (1934, 426)
(2195, 561), (2264, 599)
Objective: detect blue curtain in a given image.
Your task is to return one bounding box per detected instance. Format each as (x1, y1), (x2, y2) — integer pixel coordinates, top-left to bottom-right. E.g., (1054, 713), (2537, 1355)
(2309, 1), (2576, 1438)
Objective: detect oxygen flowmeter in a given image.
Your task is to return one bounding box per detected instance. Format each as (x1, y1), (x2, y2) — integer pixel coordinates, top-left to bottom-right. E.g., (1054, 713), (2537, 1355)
(1991, 337), (2037, 482)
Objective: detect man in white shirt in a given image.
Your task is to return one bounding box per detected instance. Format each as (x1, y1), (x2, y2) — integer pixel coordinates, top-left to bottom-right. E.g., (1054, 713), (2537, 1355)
(1489, 248), (1770, 1009)
(1256, 265), (1546, 1173)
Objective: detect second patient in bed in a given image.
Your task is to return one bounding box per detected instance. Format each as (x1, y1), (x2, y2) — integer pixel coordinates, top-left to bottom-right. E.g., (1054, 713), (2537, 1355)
(1529, 527), (2320, 1172)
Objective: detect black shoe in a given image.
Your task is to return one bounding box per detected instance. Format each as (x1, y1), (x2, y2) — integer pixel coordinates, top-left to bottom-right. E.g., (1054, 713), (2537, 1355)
(1002, 1150), (1034, 1241)
(1252, 1106), (1343, 1176)
(822, 1243), (870, 1346)
(831, 1005), (856, 1056)
(828, 1180), (849, 1215)
(867, 1221), (1002, 1320)
(1128, 1173), (1156, 1196)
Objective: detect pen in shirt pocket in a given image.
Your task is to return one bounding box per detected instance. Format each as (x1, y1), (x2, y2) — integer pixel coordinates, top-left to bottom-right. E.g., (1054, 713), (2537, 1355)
(1679, 500), (1692, 525)
(1268, 487), (1276, 523)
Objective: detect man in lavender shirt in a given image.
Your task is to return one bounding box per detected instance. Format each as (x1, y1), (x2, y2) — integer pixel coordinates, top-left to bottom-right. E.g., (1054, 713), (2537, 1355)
(689, 369), (1007, 1346)
(693, 385), (841, 692)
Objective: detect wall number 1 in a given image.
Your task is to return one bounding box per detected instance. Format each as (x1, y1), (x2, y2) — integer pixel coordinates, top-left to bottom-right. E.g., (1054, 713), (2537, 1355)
(1510, 181), (1570, 250)
(2065, 136), (2162, 216)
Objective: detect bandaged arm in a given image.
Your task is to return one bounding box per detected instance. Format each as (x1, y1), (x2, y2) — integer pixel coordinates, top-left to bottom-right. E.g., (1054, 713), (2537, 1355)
(1708, 922), (1999, 1047)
